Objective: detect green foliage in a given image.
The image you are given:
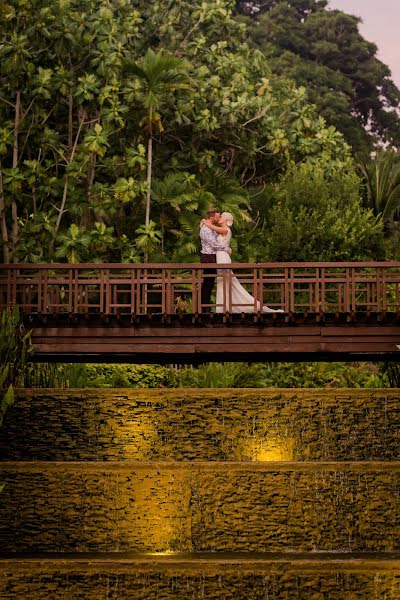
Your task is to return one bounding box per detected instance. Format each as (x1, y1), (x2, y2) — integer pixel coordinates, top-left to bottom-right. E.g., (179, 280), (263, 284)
(264, 163), (385, 261)
(0, 307), (25, 496)
(8, 362), (174, 389)
(236, 0), (400, 152)
(358, 151), (400, 225)
(82, 364), (175, 388)
(124, 47), (193, 228)
(385, 228), (400, 261)
(0, 0), (355, 264)
(0, 385), (14, 429)
(124, 48), (192, 121)
(20, 363), (88, 389)
(175, 361), (386, 389)
(135, 221), (162, 255)
(261, 362), (387, 389)
(0, 307), (34, 388)
(8, 360), (389, 390)
(55, 224), (92, 264)
(380, 363), (400, 388)
(176, 362), (269, 388)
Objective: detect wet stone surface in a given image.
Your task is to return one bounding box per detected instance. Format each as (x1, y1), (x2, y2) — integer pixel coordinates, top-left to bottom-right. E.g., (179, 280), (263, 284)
(0, 462), (398, 553)
(0, 388), (399, 462)
(0, 562), (400, 600)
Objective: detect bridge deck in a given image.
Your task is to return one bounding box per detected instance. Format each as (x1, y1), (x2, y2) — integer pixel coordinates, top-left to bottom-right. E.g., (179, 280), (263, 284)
(24, 311), (400, 363)
(2, 263), (400, 362)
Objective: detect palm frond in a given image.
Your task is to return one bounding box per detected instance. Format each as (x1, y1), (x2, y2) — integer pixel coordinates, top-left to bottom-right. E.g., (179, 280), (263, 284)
(123, 61), (147, 81)
(358, 151), (400, 223)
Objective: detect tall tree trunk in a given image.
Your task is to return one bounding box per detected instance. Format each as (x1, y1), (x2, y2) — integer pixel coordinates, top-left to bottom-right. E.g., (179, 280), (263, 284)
(144, 120), (153, 263)
(0, 164), (10, 263)
(145, 121), (153, 227)
(12, 91), (21, 262)
(68, 94), (73, 155)
(32, 185), (37, 214)
(85, 153), (97, 227)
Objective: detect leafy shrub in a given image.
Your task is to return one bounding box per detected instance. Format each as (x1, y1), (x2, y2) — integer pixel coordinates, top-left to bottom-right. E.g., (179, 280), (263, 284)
(9, 363), (174, 389)
(0, 307), (34, 388)
(175, 361), (387, 389)
(176, 362), (269, 388)
(266, 164), (385, 261)
(83, 364), (176, 388)
(24, 363), (88, 388)
(380, 362), (400, 388)
(262, 362), (387, 388)
(11, 360), (388, 390)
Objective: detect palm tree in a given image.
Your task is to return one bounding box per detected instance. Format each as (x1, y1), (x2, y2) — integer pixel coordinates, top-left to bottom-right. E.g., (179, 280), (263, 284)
(358, 151), (400, 225)
(152, 172), (203, 255)
(124, 49), (192, 229)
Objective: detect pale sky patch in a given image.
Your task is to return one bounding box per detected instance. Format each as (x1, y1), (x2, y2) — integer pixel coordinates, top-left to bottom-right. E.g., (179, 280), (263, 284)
(328, 0), (400, 88)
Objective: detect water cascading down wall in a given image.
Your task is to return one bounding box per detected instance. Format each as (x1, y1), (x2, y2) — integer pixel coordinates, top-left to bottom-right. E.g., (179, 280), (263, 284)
(0, 388), (399, 598)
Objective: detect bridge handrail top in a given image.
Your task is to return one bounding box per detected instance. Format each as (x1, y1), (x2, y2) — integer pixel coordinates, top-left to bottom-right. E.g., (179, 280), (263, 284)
(1, 261), (400, 270)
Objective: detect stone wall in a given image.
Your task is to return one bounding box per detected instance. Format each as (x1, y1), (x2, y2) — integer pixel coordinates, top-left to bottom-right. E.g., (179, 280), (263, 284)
(0, 462), (399, 553)
(1, 389), (399, 461)
(0, 388), (399, 598)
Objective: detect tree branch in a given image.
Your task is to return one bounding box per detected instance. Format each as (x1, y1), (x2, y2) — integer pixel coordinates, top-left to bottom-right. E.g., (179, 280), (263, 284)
(54, 110), (86, 235)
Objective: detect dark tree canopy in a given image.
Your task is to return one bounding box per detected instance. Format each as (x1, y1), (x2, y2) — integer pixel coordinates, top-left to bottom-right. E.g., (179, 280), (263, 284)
(236, 0), (400, 152)
(237, 0), (328, 15)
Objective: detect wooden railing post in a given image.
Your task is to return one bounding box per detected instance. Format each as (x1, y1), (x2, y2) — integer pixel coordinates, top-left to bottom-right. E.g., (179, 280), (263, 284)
(196, 268), (202, 314)
(377, 267), (383, 312)
(320, 267), (325, 312)
(165, 269), (173, 314)
(130, 268), (135, 316)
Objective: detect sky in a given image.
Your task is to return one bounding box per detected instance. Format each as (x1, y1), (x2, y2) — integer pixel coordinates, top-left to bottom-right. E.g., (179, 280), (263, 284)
(328, 0), (400, 88)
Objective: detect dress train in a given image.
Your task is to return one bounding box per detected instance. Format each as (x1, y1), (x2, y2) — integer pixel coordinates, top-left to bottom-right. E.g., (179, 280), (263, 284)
(215, 250), (284, 314)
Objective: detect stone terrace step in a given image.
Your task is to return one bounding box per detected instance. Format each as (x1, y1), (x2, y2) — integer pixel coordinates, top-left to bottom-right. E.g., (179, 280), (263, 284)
(1, 462), (398, 554)
(1, 553), (399, 599)
(1, 389), (399, 461)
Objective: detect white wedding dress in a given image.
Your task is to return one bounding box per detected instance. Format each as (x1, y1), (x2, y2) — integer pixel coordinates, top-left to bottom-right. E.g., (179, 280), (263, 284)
(215, 229), (284, 313)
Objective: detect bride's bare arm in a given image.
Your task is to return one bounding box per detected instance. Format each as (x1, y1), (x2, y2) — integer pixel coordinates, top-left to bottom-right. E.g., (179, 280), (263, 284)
(200, 219), (229, 235)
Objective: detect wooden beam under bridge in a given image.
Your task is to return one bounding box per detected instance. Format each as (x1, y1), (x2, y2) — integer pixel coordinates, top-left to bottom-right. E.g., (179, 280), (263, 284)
(25, 311), (400, 363)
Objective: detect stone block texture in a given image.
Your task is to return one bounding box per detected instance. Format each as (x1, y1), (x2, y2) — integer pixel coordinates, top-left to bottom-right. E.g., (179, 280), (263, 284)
(0, 389), (399, 461)
(0, 462), (398, 553)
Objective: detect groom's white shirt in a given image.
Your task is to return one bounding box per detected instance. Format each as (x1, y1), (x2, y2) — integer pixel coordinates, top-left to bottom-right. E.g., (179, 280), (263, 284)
(200, 225), (225, 254)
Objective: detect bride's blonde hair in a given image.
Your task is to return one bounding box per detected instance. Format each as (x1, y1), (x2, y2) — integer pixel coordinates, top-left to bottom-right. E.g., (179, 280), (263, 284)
(221, 212), (233, 226)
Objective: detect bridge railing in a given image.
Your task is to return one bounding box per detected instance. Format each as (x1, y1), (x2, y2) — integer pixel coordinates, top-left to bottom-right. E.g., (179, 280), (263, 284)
(1, 262), (400, 315)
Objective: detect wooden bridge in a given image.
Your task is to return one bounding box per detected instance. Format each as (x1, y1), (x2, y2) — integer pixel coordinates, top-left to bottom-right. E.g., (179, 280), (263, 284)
(1, 262), (400, 363)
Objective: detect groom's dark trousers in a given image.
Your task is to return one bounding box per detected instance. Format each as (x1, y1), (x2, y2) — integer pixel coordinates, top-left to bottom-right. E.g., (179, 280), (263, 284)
(200, 253), (217, 312)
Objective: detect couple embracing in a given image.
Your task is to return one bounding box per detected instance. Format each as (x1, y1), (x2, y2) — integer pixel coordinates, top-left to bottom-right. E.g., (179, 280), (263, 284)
(199, 207), (284, 314)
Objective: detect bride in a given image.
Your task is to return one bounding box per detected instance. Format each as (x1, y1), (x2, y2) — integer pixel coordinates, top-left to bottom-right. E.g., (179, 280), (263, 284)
(200, 212), (284, 313)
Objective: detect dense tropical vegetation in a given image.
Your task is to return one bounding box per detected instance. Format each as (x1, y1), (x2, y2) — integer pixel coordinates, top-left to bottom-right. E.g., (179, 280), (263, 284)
(0, 358), (392, 389)
(1, 0), (398, 266)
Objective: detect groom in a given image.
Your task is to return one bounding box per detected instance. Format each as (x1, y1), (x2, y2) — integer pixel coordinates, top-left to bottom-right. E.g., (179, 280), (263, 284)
(200, 207), (227, 312)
